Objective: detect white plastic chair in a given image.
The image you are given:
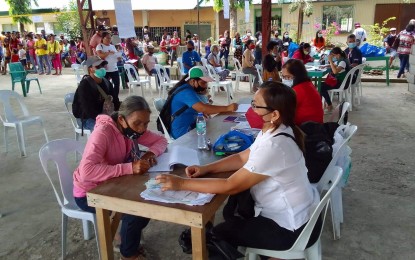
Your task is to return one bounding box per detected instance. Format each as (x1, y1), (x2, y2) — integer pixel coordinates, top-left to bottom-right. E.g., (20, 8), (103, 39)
(39, 139), (100, 260)
(232, 58), (254, 91)
(206, 64), (233, 104)
(176, 58), (187, 78)
(245, 167), (343, 260)
(124, 64), (151, 97)
(351, 64), (365, 105)
(327, 66), (357, 111)
(315, 124), (358, 240)
(154, 64), (179, 99)
(152, 98), (174, 143)
(64, 93), (91, 141)
(254, 64), (264, 85)
(201, 57), (209, 69)
(71, 64), (84, 85)
(0, 90), (49, 157)
(328, 101), (350, 125)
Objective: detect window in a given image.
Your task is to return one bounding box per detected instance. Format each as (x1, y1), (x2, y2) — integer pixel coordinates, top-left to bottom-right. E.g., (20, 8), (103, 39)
(255, 8), (282, 34)
(2, 24), (18, 32)
(322, 5), (354, 33)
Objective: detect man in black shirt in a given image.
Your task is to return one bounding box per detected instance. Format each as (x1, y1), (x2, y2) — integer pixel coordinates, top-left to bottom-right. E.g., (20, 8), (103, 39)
(72, 56), (113, 131)
(344, 34), (363, 83)
(384, 27), (398, 67)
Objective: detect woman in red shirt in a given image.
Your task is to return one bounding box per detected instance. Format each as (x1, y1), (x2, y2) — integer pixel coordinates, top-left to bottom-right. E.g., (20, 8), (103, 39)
(313, 30), (326, 53)
(282, 59), (323, 125)
(292, 42), (314, 64)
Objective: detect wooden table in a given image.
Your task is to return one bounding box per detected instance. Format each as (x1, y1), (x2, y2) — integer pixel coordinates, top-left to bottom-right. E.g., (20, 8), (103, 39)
(306, 64), (329, 92)
(364, 56), (390, 86)
(87, 113), (240, 260)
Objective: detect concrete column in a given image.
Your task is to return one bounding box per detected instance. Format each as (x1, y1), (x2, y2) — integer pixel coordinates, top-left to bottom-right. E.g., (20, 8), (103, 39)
(142, 10), (148, 26)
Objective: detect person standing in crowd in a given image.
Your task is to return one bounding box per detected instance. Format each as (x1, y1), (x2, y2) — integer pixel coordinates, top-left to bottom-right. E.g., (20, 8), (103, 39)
(169, 31), (181, 66)
(204, 38), (212, 59)
(69, 40), (78, 64)
(48, 34), (62, 75)
(96, 31), (122, 110)
(142, 45), (170, 86)
(125, 38), (138, 61)
(384, 28), (398, 68)
(292, 43), (314, 64)
(35, 33), (51, 75)
(242, 39), (260, 92)
(254, 31), (262, 65)
(182, 40), (201, 74)
(193, 34), (200, 54)
(90, 25), (106, 54)
(185, 30), (192, 42)
(2, 38), (11, 74)
(272, 30), (283, 50)
(26, 33), (37, 72)
(320, 47), (351, 112)
(353, 22), (367, 48)
(73, 95), (168, 260)
(220, 30), (232, 69)
(232, 32), (243, 64)
(142, 26), (151, 41)
(313, 30), (326, 53)
(344, 34), (362, 68)
(17, 43), (27, 69)
(168, 66), (238, 139)
(282, 31), (293, 45)
(262, 41), (281, 82)
(208, 44), (230, 81)
(159, 34), (170, 65)
(396, 23), (415, 78)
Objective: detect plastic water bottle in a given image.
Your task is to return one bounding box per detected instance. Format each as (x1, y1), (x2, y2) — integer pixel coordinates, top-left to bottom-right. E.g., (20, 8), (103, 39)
(196, 113), (207, 149)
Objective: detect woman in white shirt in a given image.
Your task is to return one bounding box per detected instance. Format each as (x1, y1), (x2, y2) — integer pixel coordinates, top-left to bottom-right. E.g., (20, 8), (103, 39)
(96, 31), (122, 110)
(156, 82), (321, 252)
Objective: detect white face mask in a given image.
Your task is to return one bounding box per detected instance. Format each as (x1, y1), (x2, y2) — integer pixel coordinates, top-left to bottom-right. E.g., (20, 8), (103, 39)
(282, 78), (294, 87)
(391, 33), (396, 36)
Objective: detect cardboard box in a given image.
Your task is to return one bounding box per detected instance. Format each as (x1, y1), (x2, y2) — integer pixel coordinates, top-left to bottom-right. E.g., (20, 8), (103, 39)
(406, 72), (415, 84)
(408, 83), (415, 94)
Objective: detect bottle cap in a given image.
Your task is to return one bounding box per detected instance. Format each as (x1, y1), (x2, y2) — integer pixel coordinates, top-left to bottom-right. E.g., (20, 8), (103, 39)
(198, 112), (203, 116)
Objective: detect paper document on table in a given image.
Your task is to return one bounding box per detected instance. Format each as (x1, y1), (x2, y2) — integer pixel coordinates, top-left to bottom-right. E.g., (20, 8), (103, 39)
(148, 146), (199, 172)
(141, 178), (214, 206)
(235, 103), (250, 113)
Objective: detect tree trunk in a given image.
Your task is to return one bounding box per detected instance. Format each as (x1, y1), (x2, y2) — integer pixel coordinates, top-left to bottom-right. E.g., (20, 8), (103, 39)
(77, 0), (94, 56)
(19, 23), (25, 33)
(229, 0), (238, 37)
(262, 0), (272, 58)
(297, 3), (304, 42)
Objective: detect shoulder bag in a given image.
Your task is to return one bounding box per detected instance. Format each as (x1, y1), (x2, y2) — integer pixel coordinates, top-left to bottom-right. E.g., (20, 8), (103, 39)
(87, 77), (114, 115)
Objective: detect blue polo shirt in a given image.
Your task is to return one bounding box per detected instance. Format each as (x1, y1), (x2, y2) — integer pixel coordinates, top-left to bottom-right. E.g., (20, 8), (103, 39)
(344, 47), (362, 66)
(171, 84), (203, 139)
(182, 50), (201, 73)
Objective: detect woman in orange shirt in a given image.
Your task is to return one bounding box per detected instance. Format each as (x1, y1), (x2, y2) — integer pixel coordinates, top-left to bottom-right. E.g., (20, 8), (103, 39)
(313, 30), (325, 53)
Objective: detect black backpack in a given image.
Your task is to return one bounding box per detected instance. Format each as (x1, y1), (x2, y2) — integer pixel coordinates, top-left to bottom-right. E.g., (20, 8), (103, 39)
(156, 86), (189, 134)
(300, 121), (339, 183)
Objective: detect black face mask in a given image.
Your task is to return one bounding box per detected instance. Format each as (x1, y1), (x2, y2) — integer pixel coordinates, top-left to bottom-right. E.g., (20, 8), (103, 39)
(187, 48), (193, 52)
(195, 86), (206, 93)
(122, 117), (143, 140)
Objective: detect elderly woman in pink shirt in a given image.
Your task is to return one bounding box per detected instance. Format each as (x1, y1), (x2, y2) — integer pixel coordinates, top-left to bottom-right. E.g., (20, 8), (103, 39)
(73, 96), (167, 260)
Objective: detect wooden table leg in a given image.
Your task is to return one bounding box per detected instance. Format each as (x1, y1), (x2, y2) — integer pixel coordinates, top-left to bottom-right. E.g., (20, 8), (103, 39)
(317, 76), (322, 93)
(385, 58), (390, 86)
(96, 208), (114, 260)
(191, 226), (208, 260)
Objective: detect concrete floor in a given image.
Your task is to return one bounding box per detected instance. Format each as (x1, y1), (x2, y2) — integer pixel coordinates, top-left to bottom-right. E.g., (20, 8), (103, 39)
(0, 68), (414, 260)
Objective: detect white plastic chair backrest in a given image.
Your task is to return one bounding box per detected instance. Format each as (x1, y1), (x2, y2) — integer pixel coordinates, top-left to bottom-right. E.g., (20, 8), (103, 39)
(124, 63), (140, 83)
(153, 97), (166, 112)
(39, 139), (85, 208)
(233, 58), (243, 72)
(254, 64), (264, 84)
(64, 92), (82, 129)
(152, 98), (173, 143)
(0, 90), (29, 123)
(337, 65), (357, 91)
(71, 64), (83, 83)
(176, 57), (185, 75)
(328, 102), (350, 124)
(201, 58), (208, 68)
(206, 64), (220, 83)
(154, 64), (172, 83)
(81, 60), (88, 75)
(289, 166), (343, 251)
(353, 63), (365, 85)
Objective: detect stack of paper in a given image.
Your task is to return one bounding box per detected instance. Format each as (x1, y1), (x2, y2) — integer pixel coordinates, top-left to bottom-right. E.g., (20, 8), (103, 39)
(140, 187), (214, 206)
(148, 146), (200, 172)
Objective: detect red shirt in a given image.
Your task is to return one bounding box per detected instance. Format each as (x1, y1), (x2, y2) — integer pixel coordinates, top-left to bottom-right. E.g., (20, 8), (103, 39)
(160, 39), (168, 52)
(11, 54), (19, 62)
(292, 50), (313, 64)
(293, 81), (324, 125)
(169, 37), (180, 51)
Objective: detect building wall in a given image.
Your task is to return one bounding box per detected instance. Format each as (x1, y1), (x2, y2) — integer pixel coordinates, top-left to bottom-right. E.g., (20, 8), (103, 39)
(0, 13), (59, 33)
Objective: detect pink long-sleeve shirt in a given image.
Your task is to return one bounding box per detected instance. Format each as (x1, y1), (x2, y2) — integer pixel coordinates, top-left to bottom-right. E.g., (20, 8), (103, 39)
(73, 115), (168, 197)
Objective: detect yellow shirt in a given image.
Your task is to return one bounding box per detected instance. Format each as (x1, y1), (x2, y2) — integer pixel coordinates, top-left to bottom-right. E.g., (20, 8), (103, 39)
(35, 39), (48, 56)
(48, 40), (60, 55)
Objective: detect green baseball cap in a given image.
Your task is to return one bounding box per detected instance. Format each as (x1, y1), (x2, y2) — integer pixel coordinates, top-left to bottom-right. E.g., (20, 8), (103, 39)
(186, 66), (213, 82)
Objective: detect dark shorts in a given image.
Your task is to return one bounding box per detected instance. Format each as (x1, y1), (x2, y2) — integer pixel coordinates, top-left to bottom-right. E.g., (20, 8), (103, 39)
(20, 59), (27, 66)
(5, 56), (11, 61)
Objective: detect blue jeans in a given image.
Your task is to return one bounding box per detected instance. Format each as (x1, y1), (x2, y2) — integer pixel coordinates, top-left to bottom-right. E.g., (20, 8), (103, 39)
(151, 67), (170, 86)
(220, 49), (230, 69)
(398, 54), (409, 78)
(105, 70), (121, 110)
(75, 196), (150, 257)
(29, 54), (37, 72)
(76, 118), (96, 131)
(37, 54), (51, 74)
(254, 50), (262, 65)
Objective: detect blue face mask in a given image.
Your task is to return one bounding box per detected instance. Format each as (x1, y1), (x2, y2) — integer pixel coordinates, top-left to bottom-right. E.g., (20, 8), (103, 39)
(348, 43), (356, 49)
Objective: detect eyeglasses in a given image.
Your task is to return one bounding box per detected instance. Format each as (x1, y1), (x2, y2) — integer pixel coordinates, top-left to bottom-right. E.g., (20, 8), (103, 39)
(251, 100), (273, 110)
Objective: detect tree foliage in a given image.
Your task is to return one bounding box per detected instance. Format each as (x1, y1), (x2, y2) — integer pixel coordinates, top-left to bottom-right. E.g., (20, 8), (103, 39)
(5, 0), (38, 30)
(364, 17), (397, 47)
(55, 0), (82, 40)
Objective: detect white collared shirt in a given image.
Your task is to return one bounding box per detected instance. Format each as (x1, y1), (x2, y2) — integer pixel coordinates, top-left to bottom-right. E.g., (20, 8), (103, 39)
(243, 124), (319, 231)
